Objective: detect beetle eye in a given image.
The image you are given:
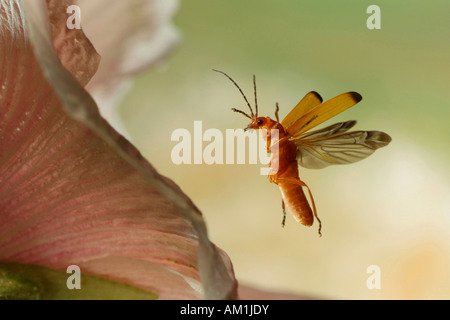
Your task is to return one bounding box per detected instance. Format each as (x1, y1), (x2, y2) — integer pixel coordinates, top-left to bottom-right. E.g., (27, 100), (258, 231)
(257, 119), (263, 125)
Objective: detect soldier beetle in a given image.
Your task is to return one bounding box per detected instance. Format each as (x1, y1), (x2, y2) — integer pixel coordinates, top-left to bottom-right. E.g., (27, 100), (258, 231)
(214, 70), (391, 236)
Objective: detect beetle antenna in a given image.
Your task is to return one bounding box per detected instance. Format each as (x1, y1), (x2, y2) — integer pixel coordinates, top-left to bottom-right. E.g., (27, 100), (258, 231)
(231, 108), (252, 119)
(253, 74), (258, 116)
(213, 69), (255, 117)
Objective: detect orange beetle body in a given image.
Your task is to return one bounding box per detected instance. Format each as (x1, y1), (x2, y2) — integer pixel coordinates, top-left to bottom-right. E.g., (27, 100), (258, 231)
(214, 70), (391, 236)
(248, 116), (315, 229)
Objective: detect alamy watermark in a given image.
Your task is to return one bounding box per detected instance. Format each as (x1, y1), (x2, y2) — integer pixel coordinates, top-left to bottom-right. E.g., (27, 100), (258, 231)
(66, 5), (81, 30)
(66, 265), (81, 290)
(367, 5), (381, 30)
(171, 121), (279, 175)
(366, 264), (381, 290)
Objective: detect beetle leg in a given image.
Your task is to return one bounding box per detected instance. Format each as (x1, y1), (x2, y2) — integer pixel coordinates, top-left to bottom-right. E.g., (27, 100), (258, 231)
(281, 198), (286, 227)
(275, 102), (280, 123)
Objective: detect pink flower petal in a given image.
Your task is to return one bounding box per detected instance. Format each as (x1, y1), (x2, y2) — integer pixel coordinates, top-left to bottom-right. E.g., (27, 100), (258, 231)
(80, 0), (180, 136)
(0, 0), (237, 299)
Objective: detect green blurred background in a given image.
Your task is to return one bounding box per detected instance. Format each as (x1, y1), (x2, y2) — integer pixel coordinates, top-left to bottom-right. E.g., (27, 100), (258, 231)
(120, 0), (450, 299)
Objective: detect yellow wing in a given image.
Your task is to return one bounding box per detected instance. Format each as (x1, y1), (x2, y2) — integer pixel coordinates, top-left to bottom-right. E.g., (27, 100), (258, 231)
(284, 92), (362, 137)
(281, 91), (322, 130)
(292, 121), (392, 169)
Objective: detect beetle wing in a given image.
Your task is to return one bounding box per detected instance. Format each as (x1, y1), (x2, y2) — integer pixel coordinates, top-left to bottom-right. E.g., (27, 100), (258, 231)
(281, 91), (322, 130)
(298, 120), (357, 139)
(286, 92), (362, 137)
(293, 127), (392, 169)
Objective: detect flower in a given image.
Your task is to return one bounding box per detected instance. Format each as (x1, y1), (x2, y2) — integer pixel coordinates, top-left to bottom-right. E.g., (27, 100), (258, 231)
(0, 0), (237, 300)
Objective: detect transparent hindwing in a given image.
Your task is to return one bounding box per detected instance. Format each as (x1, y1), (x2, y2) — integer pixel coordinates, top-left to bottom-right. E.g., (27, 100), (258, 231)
(292, 121), (392, 169)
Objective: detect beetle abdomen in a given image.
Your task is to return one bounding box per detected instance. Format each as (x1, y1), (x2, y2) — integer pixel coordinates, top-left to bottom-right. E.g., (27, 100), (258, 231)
(278, 180), (314, 226)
